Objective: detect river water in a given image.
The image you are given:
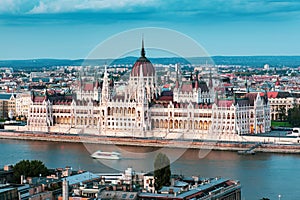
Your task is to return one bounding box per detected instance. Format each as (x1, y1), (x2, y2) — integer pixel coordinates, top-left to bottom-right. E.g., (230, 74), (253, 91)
(1, 139), (300, 199)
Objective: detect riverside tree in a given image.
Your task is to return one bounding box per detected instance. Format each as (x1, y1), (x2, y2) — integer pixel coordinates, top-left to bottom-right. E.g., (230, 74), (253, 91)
(154, 153), (171, 191)
(287, 105), (300, 127)
(13, 160), (49, 183)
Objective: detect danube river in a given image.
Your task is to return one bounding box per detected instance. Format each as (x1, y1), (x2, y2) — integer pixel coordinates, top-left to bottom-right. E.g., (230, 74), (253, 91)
(1, 139), (300, 199)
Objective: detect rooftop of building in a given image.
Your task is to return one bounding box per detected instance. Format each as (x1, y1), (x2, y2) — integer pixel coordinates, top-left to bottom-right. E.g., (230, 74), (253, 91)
(0, 93), (15, 100)
(66, 171), (100, 186)
(139, 178), (240, 199)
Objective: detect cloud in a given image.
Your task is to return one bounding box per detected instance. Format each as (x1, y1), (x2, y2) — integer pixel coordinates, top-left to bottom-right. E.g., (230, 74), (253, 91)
(157, 0), (300, 18)
(0, 0), (37, 14)
(0, 0), (158, 15)
(27, 0), (158, 14)
(0, 0), (298, 16)
(0, 0), (300, 26)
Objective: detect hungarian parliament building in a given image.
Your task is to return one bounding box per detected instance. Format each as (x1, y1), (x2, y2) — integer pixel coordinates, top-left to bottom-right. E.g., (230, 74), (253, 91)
(26, 42), (271, 139)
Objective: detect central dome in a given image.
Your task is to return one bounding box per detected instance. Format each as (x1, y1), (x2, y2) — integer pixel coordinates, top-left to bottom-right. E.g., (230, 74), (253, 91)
(130, 40), (155, 77)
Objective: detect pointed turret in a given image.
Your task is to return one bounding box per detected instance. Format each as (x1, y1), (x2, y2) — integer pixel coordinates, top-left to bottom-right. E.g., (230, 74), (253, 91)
(44, 89), (48, 101)
(79, 72), (83, 90)
(95, 80), (99, 89)
(215, 90), (219, 105)
(101, 65), (110, 103)
(194, 71), (199, 89)
(141, 37), (146, 57)
(175, 66), (179, 89)
(31, 90), (35, 102)
(275, 77), (280, 86)
(209, 68), (213, 88)
(190, 71), (193, 81)
(233, 92), (237, 105)
(245, 79), (249, 93)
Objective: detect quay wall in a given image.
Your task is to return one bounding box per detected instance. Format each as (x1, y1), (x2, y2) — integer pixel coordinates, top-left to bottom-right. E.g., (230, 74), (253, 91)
(1, 131), (300, 153)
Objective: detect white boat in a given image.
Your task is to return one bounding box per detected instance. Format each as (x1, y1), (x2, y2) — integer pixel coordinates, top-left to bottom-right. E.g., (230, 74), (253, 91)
(286, 128), (300, 137)
(91, 150), (121, 160)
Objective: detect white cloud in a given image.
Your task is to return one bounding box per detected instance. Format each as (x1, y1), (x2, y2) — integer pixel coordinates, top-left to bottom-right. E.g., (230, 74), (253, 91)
(0, 0), (28, 14)
(27, 0), (157, 14)
(0, 0), (299, 18)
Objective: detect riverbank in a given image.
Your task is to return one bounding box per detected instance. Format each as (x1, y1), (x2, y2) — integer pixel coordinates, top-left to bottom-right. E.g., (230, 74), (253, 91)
(1, 130), (300, 154)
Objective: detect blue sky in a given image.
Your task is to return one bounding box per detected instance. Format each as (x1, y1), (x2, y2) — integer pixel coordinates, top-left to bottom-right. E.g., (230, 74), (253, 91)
(0, 0), (300, 59)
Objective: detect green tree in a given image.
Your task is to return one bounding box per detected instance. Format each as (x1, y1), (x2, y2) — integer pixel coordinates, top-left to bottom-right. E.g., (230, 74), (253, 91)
(154, 153), (171, 191)
(278, 106), (287, 121)
(287, 105), (300, 127)
(12, 160), (49, 183)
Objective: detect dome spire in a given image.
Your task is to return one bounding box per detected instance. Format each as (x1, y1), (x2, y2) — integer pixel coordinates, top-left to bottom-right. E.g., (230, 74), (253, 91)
(141, 36), (146, 57)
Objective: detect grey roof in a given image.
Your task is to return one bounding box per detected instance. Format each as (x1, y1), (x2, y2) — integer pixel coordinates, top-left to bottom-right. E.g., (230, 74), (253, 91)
(176, 178), (230, 198)
(66, 172), (100, 185)
(100, 191), (138, 200)
(139, 179), (232, 199)
(0, 187), (16, 193)
(174, 180), (189, 187)
(160, 186), (181, 193)
(0, 93), (14, 100)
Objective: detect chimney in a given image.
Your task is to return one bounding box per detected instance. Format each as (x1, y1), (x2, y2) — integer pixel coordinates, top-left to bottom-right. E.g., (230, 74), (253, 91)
(21, 175), (25, 184)
(62, 179), (69, 200)
(171, 178), (175, 186)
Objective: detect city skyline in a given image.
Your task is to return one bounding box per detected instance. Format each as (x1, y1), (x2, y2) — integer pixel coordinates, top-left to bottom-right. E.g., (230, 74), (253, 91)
(1, 0), (300, 59)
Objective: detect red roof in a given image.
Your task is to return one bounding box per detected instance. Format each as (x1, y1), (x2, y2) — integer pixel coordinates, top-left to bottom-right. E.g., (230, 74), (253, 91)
(217, 100), (233, 107)
(131, 57), (155, 77)
(83, 83), (94, 91)
(245, 93), (260, 106)
(181, 84), (193, 92)
(158, 96), (173, 101)
(259, 91), (278, 98)
(33, 96), (45, 102)
(223, 83), (232, 87)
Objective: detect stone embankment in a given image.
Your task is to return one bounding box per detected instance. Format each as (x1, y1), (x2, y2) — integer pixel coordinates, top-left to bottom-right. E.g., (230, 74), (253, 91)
(1, 131), (300, 153)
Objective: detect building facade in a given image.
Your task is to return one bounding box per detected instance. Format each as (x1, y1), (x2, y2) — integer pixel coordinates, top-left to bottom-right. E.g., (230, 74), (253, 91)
(267, 91), (300, 121)
(15, 92), (31, 118)
(26, 42), (271, 136)
(0, 94), (16, 119)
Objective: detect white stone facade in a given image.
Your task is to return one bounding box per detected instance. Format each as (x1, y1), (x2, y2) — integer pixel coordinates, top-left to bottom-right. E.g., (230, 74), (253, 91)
(26, 46), (271, 136)
(15, 92), (31, 117)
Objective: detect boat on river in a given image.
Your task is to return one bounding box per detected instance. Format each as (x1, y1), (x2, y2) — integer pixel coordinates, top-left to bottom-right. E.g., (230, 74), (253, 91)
(237, 150), (255, 155)
(91, 150), (121, 160)
(286, 128), (300, 137)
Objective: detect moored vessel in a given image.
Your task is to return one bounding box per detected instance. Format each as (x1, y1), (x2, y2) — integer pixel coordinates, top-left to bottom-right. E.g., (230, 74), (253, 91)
(286, 128), (300, 137)
(91, 150), (121, 160)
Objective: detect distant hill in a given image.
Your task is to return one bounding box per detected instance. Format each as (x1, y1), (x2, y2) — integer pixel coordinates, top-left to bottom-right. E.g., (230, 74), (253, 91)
(1, 56), (300, 70)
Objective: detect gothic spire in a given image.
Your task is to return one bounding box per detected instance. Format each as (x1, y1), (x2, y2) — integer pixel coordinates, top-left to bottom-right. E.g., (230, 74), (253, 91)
(175, 67), (179, 89)
(141, 37), (146, 57)
(209, 68), (213, 88)
(194, 71), (199, 89)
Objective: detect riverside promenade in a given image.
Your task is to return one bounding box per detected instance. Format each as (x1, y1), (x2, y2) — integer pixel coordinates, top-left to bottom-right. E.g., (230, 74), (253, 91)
(1, 130), (300, 153)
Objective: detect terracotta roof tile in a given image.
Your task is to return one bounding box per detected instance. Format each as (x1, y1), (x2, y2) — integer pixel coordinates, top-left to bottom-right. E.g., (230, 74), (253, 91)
(217, 100), (233, 107)
(83, 83), (94, 91)
(181, 84), (193, 92)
